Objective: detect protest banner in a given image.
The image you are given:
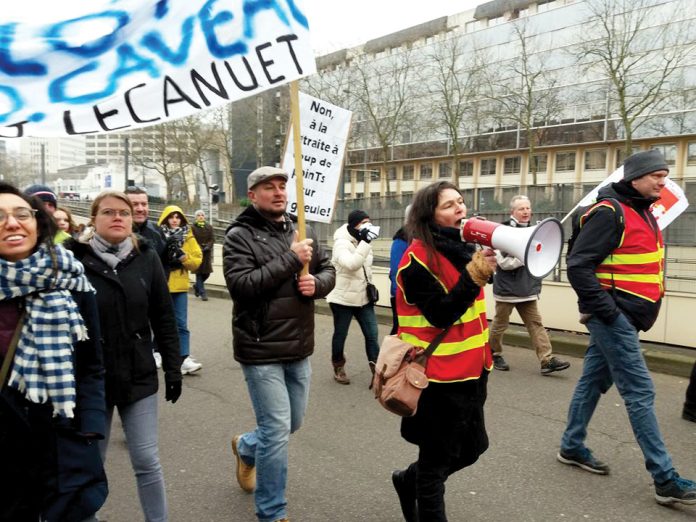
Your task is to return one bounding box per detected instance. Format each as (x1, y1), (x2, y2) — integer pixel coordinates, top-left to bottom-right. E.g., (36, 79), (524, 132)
(0, 0), (315, 138)
(562, 165), (689, 230)
(282, 91), (352, 224)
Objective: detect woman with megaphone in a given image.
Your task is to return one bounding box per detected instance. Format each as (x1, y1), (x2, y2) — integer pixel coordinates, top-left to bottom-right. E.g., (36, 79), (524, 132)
(390, 181), (496, 522)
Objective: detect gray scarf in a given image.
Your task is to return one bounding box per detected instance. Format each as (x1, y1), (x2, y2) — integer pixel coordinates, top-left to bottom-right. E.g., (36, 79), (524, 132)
(89, 233), (134, 268)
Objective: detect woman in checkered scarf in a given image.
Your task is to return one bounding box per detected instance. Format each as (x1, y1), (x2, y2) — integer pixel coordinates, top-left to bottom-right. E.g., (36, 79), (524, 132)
(0, 182), (107, 521)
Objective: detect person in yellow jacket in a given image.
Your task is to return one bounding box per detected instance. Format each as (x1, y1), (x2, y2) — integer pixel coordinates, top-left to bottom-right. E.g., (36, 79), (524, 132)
(158, 205), (203, 374)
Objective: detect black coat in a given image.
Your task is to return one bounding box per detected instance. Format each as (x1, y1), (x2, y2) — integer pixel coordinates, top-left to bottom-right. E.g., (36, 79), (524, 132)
(0, 291), (108, 522)
(223, 206), (336, 364)
(68, 239), (181, 406)
(567, 182), (661, 331)
(192, 222), (215, 275)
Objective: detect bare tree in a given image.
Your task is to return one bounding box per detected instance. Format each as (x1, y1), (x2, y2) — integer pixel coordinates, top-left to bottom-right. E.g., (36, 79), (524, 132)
(421, 34), (487, 179)
(484, 21), (563, 185)
(349, 49), (415, 195)
(0, 152), (34, 188)
(577, 0), (695, 155)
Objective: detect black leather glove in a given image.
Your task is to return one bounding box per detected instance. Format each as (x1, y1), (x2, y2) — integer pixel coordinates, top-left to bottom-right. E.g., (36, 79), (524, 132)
(165, 379), (182, 403)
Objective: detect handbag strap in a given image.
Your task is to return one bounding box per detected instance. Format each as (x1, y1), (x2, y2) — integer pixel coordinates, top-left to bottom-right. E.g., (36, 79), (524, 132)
(0, 311), (25, 391)
(362, 265), (370, 283)
(422, 323), (453, 358)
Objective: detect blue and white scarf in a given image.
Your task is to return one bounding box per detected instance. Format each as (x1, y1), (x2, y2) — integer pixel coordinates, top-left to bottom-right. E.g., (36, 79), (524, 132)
(0, 244), (94, 418)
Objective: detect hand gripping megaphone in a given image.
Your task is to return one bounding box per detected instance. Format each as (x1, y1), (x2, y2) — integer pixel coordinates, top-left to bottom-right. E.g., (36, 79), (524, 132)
(461, 217), (564, 279)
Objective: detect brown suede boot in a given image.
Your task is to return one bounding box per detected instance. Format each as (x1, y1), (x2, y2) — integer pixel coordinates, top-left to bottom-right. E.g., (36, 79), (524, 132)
(333, 362), (350, 385)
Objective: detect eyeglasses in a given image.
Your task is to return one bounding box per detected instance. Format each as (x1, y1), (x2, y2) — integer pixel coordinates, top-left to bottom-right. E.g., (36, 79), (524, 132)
(98, 209), (132, 218)
(0, 207), (38, 225)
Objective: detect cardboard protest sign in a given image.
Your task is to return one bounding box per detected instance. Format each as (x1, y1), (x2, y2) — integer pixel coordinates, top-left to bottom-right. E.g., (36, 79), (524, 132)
(0, 0), (315, 138)
(565, 165), (689, 230)
(282, 91), (352, 223)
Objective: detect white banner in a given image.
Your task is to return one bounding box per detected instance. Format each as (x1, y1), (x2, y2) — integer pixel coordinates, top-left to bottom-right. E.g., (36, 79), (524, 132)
(571, 166), (689, 230)
(282, 92), (352, 223)
(0, 0), (315, 138)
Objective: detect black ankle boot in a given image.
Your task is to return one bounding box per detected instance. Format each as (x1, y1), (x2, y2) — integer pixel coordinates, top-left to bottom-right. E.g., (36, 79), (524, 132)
(392, 469), (418, 522)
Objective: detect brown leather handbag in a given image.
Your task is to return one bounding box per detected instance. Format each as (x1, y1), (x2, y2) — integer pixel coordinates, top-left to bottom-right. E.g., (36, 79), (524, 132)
(371, 326), (451, 417)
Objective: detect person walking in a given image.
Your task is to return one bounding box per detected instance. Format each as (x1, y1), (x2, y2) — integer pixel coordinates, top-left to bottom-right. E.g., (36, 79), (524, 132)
(326, 209), (380, 384)
(391, 181), (496, 522)
(68, 190), (183, 522)
(388, 206), (410, 335)
(558, 149), (696, 506)
(54, 206), (80, 238)
(191, 209), (215, 301)
(488, 195), (570, 375)
(0, 182), (107, 522)
(24, 184), (71, 243)
(158, 205), (203, 375)
(125, 186), (165, 257)
(223, 166), (335, 522)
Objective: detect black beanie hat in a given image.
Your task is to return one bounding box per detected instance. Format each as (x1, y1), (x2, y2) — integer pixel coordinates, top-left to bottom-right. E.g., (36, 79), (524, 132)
(24, 184), (57, 205)
(623, 150), (669, 183)
(347, 209), (369, 229)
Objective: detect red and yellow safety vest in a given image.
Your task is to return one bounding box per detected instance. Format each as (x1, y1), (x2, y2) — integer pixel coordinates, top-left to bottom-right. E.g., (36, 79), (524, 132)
(395, 240), (493, 383)
(592, 201), (664, 303)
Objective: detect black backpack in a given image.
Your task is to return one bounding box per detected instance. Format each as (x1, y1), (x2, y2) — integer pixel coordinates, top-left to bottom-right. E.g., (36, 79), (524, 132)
(567, 198), (625, 256)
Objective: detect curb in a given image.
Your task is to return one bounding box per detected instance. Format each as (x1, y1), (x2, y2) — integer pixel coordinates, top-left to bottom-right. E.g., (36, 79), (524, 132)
(195, 285), (695, 379)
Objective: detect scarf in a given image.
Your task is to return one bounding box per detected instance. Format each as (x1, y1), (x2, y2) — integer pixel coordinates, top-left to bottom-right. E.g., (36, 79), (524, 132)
(90, 233), (134, 269)
(431, 224), (477, 271)
(0, 244), (94, 418)
(161, 224), (189, 247)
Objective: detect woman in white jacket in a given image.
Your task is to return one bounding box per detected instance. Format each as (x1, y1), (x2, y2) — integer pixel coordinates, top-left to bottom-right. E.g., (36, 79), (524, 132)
(326, 210), (380, 384)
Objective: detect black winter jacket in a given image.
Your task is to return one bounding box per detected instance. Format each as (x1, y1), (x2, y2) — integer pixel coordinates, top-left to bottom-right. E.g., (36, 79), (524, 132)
(0, 291), (108, 522)
(223, 206), (335, 364)
(68, 239), (181, 406)
(567, 182), (661, 332)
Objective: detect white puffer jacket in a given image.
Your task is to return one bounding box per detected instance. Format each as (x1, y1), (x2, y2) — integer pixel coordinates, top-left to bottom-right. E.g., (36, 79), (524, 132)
(326, 224), (374, 307)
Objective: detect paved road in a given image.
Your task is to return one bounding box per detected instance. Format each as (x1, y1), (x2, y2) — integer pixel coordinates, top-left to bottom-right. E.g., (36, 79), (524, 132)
(98, 295), (696, 521)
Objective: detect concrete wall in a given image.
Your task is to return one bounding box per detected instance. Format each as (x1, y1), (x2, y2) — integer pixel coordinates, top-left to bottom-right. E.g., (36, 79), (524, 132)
(202, 245), (695, 349)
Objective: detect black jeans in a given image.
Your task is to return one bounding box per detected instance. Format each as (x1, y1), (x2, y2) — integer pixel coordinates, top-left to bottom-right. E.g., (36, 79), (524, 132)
(686, 361), (696, 410)
(329, 302), (380, 364)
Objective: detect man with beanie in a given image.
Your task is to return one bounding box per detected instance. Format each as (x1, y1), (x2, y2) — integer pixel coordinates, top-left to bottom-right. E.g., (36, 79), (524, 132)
(24, 184), (70, 243)
(557, 149), (696, 506)
(224, 166), (335, 522)
(326, 208), (381, 384)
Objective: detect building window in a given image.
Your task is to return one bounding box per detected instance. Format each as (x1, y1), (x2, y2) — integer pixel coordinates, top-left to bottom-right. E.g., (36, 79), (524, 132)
(459, 160), (474, 176)
(388, 167), (397, 180)
(403, 165), (414, 180)
(688, 143), (696, 165)
(504, 156), (521, 174)
(370, 192), (380, 199)
(531, 154), (547, 172)
(584, 149), (606, 170)
(480, 158), (497, 176)
(439, 162), (452, 178)
(651, 143), (677, 165)
(555, 152), (575, 172)
(420, 163), (433, 180)
(616, 146), (639, 167)
(370, 170), (380, 182)
(356, 171), (364, 183)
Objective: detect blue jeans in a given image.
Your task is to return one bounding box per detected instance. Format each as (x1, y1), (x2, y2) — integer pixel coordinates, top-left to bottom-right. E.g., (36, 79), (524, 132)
(329, 302), (380, 364)
(194, 273), (209, 298)
(237, 359), (311, 522)
(170, 292), (190, 357)
(100, 393), (167, 522)
(560, 313), (675, 484)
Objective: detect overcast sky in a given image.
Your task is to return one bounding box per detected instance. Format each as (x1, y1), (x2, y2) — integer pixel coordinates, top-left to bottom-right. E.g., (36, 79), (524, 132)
(301, 0), (483, 54)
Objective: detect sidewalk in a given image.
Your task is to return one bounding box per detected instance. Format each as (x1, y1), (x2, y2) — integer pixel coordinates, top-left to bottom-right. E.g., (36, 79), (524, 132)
(198, 284), (696, 378)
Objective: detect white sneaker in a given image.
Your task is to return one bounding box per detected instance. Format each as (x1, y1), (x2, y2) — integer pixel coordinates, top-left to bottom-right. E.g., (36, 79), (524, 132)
(153, 352), (162, 369)
(181, 356), (202, 375)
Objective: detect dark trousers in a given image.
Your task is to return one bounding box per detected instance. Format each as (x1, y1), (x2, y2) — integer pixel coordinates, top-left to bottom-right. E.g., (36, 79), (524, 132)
(194, 273), (210, 297)
(329, 302), (380, 364)
(686, 361), (696, 410)
(389, 296), (399, 335)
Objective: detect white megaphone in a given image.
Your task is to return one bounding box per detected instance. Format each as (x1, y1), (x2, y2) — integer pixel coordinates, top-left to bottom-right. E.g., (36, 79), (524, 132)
(461, 217), (564, 279)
